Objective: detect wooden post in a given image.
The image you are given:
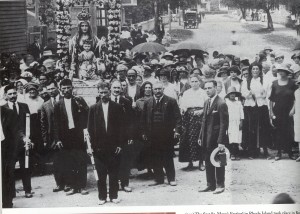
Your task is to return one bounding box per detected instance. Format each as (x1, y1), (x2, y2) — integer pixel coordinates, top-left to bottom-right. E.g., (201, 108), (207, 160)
(168, 4), (171, 31)
(89, 2), (97, 35)
(154, 0), (159, 34)
(178, 6), (181, 26)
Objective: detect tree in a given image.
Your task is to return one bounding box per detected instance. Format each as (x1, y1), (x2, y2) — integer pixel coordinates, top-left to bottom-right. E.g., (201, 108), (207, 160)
(253, 0), (282, 31)
(221, 0), (252, 19)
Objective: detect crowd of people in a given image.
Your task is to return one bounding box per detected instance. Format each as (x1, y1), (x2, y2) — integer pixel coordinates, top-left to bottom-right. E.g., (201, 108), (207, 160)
(1, 29), (300, 207)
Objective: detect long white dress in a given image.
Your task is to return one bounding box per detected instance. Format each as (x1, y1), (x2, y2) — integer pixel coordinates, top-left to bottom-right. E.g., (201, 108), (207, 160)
(294, 89), (300, 142)
(225, 99), (244, 144)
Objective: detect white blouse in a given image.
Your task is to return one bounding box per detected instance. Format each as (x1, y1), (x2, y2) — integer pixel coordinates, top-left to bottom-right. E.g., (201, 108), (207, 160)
(241, 77), (268, 107)
(180, 88), (208, 111)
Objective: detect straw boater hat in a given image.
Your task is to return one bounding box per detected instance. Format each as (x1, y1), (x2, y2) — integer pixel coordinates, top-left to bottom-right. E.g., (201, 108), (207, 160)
(210, 147), (230, 168)
(225, 86), (241, 98)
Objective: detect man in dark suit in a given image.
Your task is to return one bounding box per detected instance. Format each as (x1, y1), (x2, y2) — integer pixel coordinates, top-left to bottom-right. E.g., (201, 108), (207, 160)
(126, 69), (141, 106)
(53, 79), (89, 196)
(88, 82), (124, 205)
(28, 36), (42, 61)
(141, 81), (181, 186)
(40, 80), (68, 192)
(198, 80), (229, 194)
(3, 85), (34, 198)
(1, 106), (21, 208)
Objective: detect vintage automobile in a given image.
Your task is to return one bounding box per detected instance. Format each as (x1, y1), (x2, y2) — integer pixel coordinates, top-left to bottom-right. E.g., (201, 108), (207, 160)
(184, 10), (198, 29)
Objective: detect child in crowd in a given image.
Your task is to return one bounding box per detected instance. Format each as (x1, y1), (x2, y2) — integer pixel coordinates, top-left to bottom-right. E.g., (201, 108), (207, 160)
(78, 39), (97, 80)
(225, 86), (244, 160)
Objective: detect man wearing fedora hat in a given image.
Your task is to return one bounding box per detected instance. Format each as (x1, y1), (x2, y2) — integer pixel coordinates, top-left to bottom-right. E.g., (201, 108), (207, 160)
(28, 36), (42, 61)
(198, 80), (229, 194)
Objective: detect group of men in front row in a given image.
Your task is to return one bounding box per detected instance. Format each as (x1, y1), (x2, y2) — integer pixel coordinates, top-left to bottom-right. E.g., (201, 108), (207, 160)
(1, 78), (228, 207)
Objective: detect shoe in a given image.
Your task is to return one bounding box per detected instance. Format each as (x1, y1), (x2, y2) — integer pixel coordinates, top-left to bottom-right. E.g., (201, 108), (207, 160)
(183, 163), (194, 171)
(296, 156), (300, 162)
(98, 200), (106, 205)
(122, 186), (132, 192)
(235, 156), (240, 160)
(148, 181), (164, 186)
(64, 186), (71, 192)
(230, 155), (236, 161)
(199, 164), (206, 171)
(25, 192), (33, 198)
(275, 156), (281, 161)
(79, 188), (89, 195)
(198, 186), (216, 192)
(169, 181), (177, 186)
(110, 198), (121, 204)
(53, 186), (64, 192)
(213, 187), (225, 194)
(66, 189), (77, 196)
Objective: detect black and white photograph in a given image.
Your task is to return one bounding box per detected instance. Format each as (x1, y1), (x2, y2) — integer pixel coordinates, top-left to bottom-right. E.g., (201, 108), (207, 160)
(0, 0), (300, 211)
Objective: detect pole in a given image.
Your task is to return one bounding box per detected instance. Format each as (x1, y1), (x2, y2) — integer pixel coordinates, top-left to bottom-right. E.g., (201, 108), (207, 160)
(25, 114), (30, 169)
(178, 6), (181, 26)
(83, 129), (99, 181)
(154, 0), (159, 35)
(168, 4), (171, 31)
(89, 2), (97, 36)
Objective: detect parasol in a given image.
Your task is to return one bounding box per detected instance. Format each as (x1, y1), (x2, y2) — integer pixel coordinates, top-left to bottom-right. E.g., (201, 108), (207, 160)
(131, 42), (167, 53)
(173, 41), (205, 56)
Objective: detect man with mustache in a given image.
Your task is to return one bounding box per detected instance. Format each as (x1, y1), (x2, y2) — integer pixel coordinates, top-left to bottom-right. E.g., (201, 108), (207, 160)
(141, 81), (181, 186)
(53, 79), (89, 196)
(3, 84), (33, 198)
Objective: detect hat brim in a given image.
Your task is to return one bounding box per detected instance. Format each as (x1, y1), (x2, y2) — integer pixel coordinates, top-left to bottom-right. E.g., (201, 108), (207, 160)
(277, 69), (292, 74)
(225, 91), (241, 98)
(217, 70), (228, 77)
(210, 147), (230, 168)
(162, 55), (174, 59)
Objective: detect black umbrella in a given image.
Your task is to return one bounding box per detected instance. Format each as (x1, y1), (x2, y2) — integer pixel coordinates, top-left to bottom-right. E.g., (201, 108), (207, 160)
(131, 42), (167, 53)
(173, 41), (205, 56)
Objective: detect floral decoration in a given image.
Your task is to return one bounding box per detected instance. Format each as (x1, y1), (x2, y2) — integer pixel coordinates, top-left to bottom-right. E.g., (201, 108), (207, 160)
(39, 0), (56, 27)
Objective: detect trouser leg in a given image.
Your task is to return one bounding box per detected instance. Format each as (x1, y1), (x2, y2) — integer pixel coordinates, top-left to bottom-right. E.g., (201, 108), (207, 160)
(163, 149), (175, 182)
(95, 156), (108, 201)
(18, 152), (32, 193)
(108, 155), (120, 200)
(205, 150), (216, 188)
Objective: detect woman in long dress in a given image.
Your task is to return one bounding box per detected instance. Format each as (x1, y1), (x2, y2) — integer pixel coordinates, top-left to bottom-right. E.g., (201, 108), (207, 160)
(293, 77), (300, 161)
(135, 81), (154, 175)
(179, 74), (207, 170)
(241, 62), (272, 159)
(269, 64), (297, 160)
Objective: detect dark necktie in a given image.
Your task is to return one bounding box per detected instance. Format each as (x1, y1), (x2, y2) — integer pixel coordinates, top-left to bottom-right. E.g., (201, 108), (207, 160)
(13, 103), (17, 115)
(53, 98), (56, 107)
(115, 96), (118, 103)
(206, 98), (211, 115)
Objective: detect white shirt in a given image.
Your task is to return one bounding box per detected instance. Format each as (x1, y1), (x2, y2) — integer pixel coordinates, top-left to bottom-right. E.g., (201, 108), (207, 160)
(241, 77), (268, 107)
(102, 102), (109, 131)
(225, 99), (244, 121)
(0, 118), (5, 141)
(64, 98), (75, 129)
(7, 101), (19, 114)
(180, 88), (207, 111)
(127, 84), (137, 100)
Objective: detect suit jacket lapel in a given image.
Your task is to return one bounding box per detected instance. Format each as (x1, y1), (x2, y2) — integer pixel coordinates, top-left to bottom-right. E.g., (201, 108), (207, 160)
(208, 96), (219, 115)
(161, 96), (168, 113)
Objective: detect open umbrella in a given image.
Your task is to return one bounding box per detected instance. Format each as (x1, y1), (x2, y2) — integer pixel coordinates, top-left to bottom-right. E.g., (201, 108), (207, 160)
(173, 41), (205, 56)
(131, 42), (167, 53)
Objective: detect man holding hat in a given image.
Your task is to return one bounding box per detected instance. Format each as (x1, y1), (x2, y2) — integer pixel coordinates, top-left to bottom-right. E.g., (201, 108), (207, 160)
(198, 80), (229, 194)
